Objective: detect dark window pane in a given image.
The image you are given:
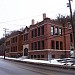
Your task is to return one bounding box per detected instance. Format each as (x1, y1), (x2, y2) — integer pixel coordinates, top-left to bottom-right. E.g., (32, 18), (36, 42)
(31, 55), (33, 58)
(42, 40), (44, 49)
(35, 29), (37, 37)
(51, 40), (55, 49)
(26, 34), (28, 40)
(41, 55), (44, 58)
(52, 55), (55, 58)
(24, 34), (28, 41)
(34, 42), (37, 50)
(38, 28), (40, 36)
(15, 37), (17, 42)
(37, 55), (40, 58)
(38, 41), (40, 50)
(31, 43), (33, 50)
(34, 55), (36, 58)
(56, 41), (59, 49)
(41, 26), (44, 35)
(60, 41), (63, 50)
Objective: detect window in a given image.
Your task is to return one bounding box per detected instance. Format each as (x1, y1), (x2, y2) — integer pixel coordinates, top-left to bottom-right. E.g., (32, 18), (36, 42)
(38, 41), (40, 50)
(38, 28), (40, 36)
(32, 30), (33, 38)
(31, 42), (37, 50)
(34, 42), (37, 50)
(11, 46), (17, 52)
(35, 29), (37, 37)
(32, 43), (35, 50)
(41, 26), (44, 35)
(55, 27), (58, 35)
(15, 37), (17, 42)
(32, 29), (37, 38)
(51, 26), (54, 35)
(11, 37), (17, 43)
(70, 33), (73, 42)
(11, 47), (12, 52)
(6, 48), (9, 53)
(31, 55), (33, 58)
(41, 55), (44, 58)
(11, 38), (14, 43)
(34, 55), (36, 58)
(24, 35), (25, 41)
(60, 54), (64, 59)
(56, 41), (59, 49)
(24, 34), (28, 41)
(52, 55), (55, 58)
(59, 28), (62, 35)
(6, 41), (10, 46)
(37, 55), (40, 58)
(41, 40), (44, 49)
(31, 43), (34, 50)
(26, 34), (28, 40)
(31, 43), (33, 50)
(51, 40), (55, 49)
(60, 41), (63, 50)
(15, 46), (17, 51)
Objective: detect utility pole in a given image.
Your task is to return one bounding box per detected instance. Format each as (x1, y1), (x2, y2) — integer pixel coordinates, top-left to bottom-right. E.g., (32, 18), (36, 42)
(3, 28), (9, 59)
(67, 0), (75, 58)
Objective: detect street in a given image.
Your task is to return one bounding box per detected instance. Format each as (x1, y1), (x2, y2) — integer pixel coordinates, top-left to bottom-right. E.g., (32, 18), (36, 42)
(0, 59), (74, 75)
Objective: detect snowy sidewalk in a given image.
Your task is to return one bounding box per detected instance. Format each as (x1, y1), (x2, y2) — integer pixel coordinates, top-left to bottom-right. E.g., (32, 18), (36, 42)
(0, 56), (51, 64)
(0, 56), (61, 65)
(0, 56), (75, 66)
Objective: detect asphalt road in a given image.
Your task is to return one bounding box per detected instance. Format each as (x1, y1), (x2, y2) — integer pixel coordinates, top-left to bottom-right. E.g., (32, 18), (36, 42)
(0, 59), (74, 75)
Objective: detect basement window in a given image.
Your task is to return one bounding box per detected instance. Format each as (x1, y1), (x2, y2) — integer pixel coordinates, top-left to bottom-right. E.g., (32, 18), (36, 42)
(41, 55), (44, 58)
(34, 55), (36, 58)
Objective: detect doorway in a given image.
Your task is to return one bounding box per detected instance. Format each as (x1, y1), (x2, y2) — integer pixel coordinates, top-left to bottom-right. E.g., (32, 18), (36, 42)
(24, 48), (28, 56)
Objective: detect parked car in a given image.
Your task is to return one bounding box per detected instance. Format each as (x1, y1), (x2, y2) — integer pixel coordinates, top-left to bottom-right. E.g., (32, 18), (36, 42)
(51, 59), (66, 65)
(51, 58), (74, 66)
(62, 58), (74, 66)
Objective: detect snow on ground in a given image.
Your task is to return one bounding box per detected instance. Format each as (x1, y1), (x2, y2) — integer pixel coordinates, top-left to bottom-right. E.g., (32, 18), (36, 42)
(0, 56), (4, 58)
(0, 56), (62, 65)
(0, 56), (17, 60)
(0, 56), (75, 66)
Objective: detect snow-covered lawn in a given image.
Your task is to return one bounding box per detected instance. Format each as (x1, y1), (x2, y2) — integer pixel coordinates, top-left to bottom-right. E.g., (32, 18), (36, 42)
(0, 56), (63, 65)
(0, 56), (75, 66)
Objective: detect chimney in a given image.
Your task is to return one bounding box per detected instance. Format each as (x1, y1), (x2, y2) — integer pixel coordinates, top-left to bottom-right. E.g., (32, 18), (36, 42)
(31, 19), (35, 25)
(43, 13), (46, 20)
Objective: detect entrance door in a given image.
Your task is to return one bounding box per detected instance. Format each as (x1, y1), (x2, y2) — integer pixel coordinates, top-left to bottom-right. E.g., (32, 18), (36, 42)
(24, 48), (28, 56)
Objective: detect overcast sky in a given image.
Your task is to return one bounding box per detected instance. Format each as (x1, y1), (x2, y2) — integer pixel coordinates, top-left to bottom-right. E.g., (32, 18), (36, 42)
(0, 0), (75, 38)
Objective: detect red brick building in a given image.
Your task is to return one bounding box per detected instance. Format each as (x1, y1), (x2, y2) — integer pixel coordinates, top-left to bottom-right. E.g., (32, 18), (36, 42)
(28, 14), (71, 60)
(5, 13), (73, 60)
(5, 31), (23, 58)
